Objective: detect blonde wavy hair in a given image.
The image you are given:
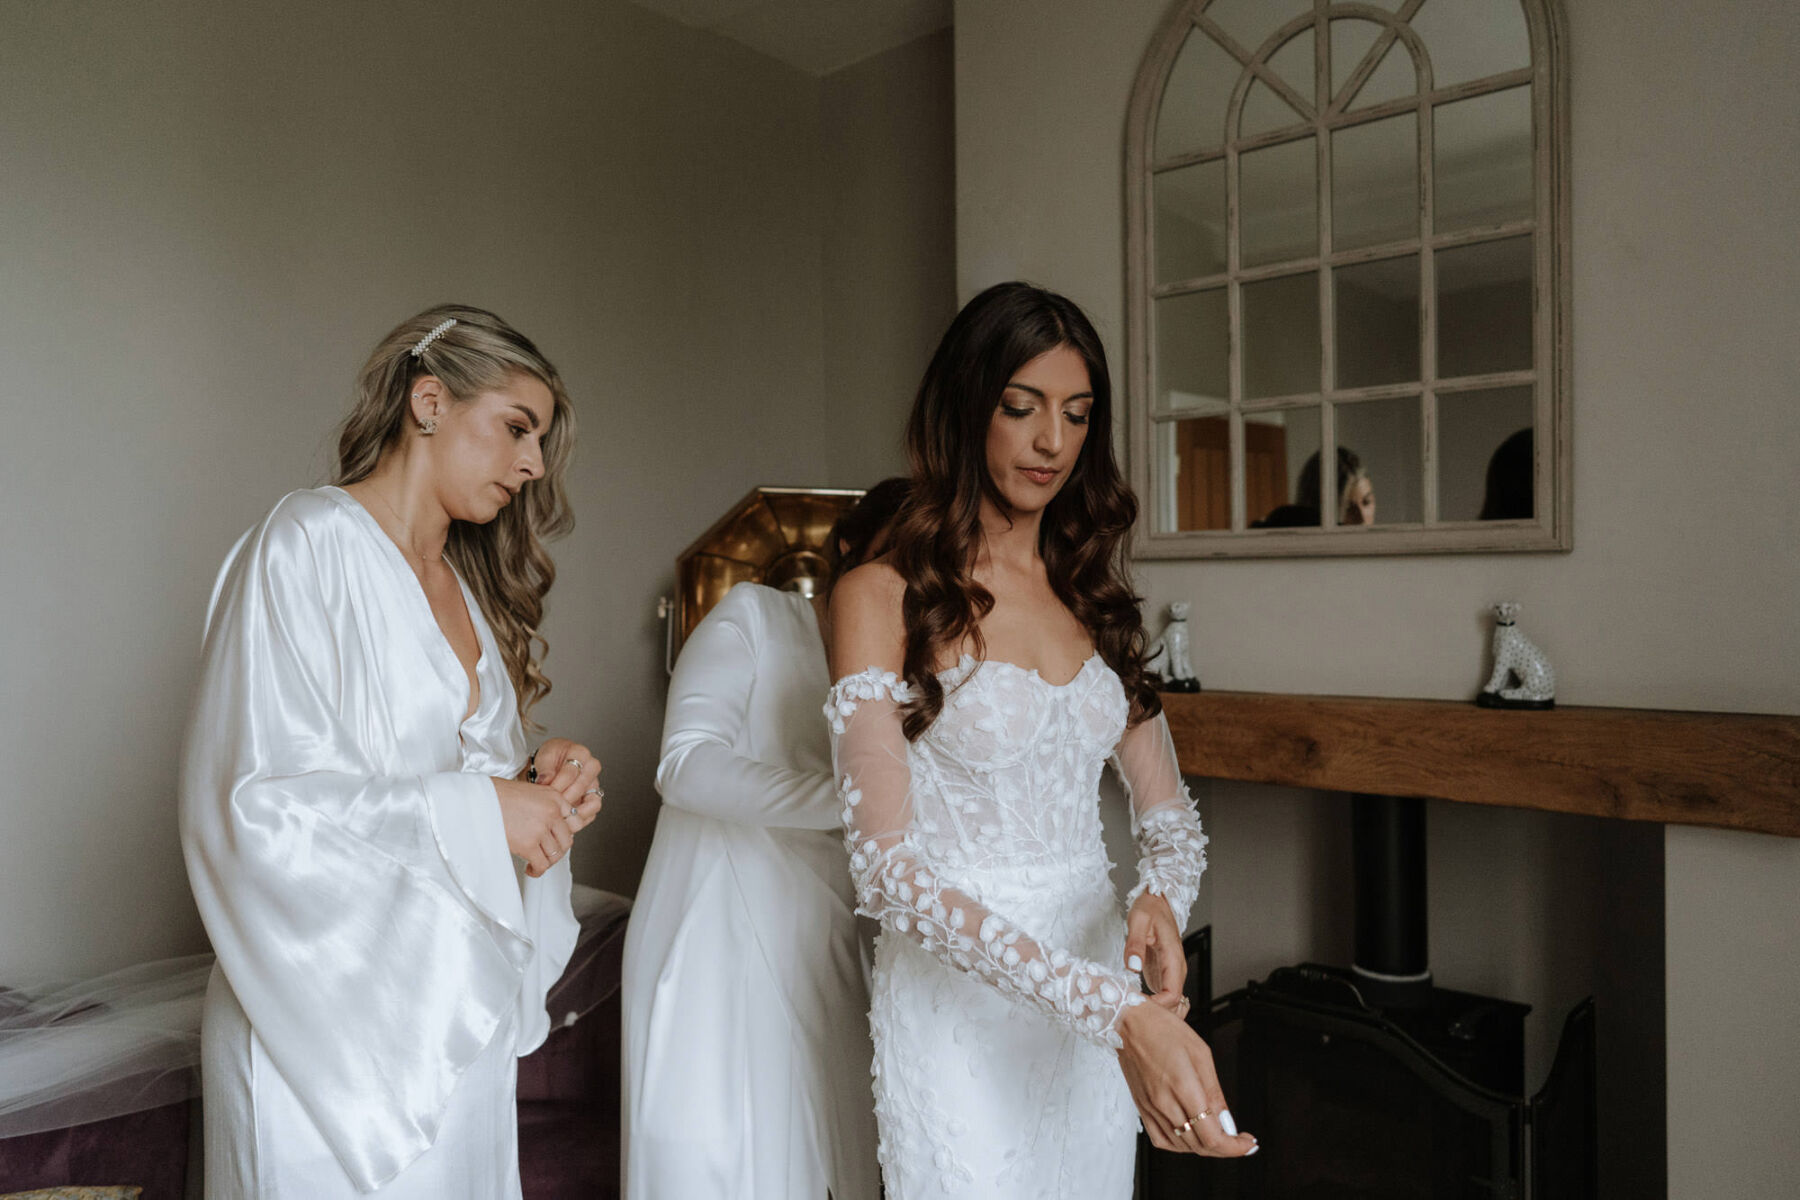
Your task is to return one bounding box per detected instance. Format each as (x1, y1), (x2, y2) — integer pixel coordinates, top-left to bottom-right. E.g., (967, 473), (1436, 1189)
(332, 304), (576, 722)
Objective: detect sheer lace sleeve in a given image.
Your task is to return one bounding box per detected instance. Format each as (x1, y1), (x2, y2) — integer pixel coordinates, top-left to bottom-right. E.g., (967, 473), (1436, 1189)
(1111, 712), (1208, 928)
(826, 668), (1144, 1048)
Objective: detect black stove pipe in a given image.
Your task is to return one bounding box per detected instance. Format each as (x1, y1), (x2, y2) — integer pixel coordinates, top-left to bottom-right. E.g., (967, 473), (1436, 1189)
(1350, 793), (1433, 1008)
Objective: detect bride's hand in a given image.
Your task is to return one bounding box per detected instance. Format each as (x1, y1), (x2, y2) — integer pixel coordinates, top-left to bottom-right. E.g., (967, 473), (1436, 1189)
(1124, 893), (1186, 1008)
(1116, 1002), (1258, 1158)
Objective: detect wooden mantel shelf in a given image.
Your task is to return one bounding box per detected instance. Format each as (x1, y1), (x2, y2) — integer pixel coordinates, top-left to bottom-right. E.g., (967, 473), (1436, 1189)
(1161, 691), (1800, 838)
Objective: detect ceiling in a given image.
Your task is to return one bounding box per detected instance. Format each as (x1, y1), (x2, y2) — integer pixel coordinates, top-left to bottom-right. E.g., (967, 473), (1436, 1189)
(623, 0), (952, 76)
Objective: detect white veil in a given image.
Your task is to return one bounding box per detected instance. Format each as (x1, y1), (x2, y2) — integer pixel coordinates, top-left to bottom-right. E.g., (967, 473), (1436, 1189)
(0, 953), (211, 1138)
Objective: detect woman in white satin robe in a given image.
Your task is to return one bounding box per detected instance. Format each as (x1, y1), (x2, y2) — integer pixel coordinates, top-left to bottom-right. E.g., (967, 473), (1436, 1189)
(621, 482), (907, 1200)
(180, 305), (601, 1198)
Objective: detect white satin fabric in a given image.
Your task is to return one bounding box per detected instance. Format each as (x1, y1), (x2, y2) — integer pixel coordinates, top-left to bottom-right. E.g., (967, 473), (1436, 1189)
(179, 486), (579, 1198)
(621, 583), (879, 1200)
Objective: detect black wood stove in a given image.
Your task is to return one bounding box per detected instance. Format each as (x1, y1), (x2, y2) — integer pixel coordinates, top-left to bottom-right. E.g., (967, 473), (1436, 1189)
(1141, 795), (1597, 1200)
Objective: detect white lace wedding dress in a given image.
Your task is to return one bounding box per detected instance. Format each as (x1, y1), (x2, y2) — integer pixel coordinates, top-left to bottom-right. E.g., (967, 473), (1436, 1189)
(826, 653), (1208, 1199)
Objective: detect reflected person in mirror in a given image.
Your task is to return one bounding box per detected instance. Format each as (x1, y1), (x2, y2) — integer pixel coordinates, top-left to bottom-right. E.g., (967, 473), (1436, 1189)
(1255, 445), (1374, 528)
(827, 282), (1252, 1200)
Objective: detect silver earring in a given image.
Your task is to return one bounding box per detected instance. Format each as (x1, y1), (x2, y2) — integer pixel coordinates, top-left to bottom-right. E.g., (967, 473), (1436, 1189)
(418, 417), (438, 435)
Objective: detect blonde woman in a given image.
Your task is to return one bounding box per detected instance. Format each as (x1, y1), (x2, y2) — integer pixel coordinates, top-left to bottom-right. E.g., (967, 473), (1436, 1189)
(180, 305), (603, 1198)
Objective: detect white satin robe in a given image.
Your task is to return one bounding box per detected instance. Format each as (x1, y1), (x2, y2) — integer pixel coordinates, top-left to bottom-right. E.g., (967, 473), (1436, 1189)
(620, 583), (879, 1200)
(179, 486), (579, 1198)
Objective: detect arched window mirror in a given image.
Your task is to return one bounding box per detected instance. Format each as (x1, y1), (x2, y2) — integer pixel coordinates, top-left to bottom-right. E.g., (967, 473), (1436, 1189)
(1125, 0), (1569, 557)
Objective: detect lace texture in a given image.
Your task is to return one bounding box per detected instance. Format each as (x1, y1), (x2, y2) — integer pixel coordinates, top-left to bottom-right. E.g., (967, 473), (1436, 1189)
(825, 656), (1207, 1050)
(825, 656), (1207, 1197)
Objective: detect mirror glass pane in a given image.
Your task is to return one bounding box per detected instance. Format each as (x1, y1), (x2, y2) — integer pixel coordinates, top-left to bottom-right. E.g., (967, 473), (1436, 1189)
(1156, 416), (1234, 532)
(1156, 161), (1227, 282)
(1269, 27), (1317, 109)
(1438, 386), (1534, 521)
(1336, 396), (1421, 525)
(1248, 406), (1323, 528)
(1347, 39), (1418, 110)
(1411, 0), (1531, 89)
(1331, 18), (1383, 100)
(1242, 77), (1308, 138)
(1156, 28), (1241, 160)
(1156, 289), (1229, 410)
(1244, 271), (1319, 398)
(1435, 85), (1533, 232)
(1240, 136), (1317, 266)
(1204, 0), (1307, 56)
(1333, 112), (1417, 250)
(1335, 254), (1419, 388)
(1437, 235), (1532, 378)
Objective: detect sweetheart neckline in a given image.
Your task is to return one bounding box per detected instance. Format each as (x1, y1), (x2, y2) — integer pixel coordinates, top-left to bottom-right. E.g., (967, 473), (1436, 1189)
(939, 651), (1106, 690)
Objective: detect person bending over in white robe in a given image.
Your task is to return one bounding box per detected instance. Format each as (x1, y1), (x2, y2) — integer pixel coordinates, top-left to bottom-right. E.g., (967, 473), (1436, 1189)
(621, 480), (909, 1200)
(180, 306), (604, 1199)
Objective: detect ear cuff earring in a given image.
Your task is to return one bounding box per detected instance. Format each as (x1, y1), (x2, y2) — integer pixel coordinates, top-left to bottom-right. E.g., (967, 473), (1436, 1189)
(410, 393), (437, 435)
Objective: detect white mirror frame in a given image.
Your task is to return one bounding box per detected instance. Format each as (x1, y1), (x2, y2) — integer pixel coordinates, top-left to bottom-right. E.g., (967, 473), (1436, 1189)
(1125, 0), (1572, 558)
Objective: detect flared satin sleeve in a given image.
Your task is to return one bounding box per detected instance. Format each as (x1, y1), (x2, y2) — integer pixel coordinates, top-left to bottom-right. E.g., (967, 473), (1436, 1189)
(1111, 712), (1208, 928)
(656, 585), (839, 830)
(179, 492), (571, 1191)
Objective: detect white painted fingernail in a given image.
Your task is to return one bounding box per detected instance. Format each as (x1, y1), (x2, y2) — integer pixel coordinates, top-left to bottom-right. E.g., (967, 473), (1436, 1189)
(1219, 1110), (1239, 1137)
(1245, 1143), (1260, 1156)
(1127, 954), (1144, 972)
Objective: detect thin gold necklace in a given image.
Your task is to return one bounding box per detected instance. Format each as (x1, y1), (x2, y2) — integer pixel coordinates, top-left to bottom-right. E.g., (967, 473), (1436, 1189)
(365, 484), (441, 575)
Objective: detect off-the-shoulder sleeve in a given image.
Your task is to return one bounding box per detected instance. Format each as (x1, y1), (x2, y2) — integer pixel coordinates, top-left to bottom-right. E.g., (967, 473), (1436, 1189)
(656, 587), (838, 830)
(179, 507), (533, 1192)
(825, 669), (1144, 1048)
(1110, 712), (1208, 928)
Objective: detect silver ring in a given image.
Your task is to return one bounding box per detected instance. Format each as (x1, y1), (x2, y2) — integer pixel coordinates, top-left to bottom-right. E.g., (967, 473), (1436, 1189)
(566, 757), (582, 769)
(549, 848), (561, 859)
(586, 785), (602, 797)
(561, 807), (573, 818)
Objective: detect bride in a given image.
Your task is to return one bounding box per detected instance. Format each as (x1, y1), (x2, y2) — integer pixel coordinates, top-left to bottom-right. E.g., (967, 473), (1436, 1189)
(826, 282), (1258, 1198)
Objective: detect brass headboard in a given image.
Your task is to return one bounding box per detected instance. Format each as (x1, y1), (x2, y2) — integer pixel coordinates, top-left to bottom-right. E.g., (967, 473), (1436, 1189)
(663, 486), (864, 670)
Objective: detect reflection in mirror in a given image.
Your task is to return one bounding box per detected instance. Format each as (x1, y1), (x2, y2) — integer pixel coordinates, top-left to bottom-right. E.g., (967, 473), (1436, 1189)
(1410, 0), (1532, 89)
(1248, 406), (1322, 528)
(1336, 254), (1420, 389)
(1439, 386), (1534, 520)
(1155, 161), (1227, 282)
(1126, 0), (1566, 555)
(1155, 29), (1240, 159)
(1155, 289), (1229, 410)
(1156, 415), (1233, 531)
(1240, 136), (1317, 266)
(1333, 111), (1418, 250)
(1337, 397), (1422, 523)
(1243, 271), (1320, 398)
(1435, 86), (1534, 232)
(1438, 235), (1532, 378)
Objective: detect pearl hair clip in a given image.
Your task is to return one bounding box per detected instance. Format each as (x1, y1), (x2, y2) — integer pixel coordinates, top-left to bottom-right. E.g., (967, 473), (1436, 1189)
(411, 318), (457, 358)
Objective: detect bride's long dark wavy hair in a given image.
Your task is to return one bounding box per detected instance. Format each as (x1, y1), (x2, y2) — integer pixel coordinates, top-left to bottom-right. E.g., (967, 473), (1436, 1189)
(892, 281), (1160, 740)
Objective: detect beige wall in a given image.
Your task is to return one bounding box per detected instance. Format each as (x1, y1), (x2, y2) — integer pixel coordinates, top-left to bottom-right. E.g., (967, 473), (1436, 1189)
(821, 30), (959, 488)
(955, 0), (1799, 1195)
(0, 2), (953, 981)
